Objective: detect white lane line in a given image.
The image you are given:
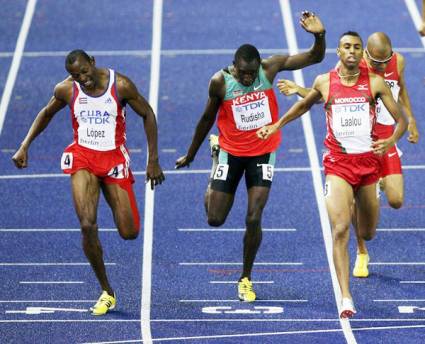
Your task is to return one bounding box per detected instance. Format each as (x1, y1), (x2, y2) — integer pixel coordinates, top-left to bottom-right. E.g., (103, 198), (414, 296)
(279, 1), (356, 342)
(79, 324), (425, 344)
(3, 164), (425, 180)
(178, 228), (296, 232)
(400, 281), (425, 284)
(377, 228), (425, 232)
(0, 0), (37, 135)
(6, 307), (88, 314)
(0, 263), (115, 266)
(0, 228), (116, 232)
(0, 47), (423, 58)
(179, 262), (303, 266)
(370, 262), (425, 265)
(374, 299), (425, 302)
(210, 281), (274, 284)
(0, 300), (95, 303)
(404, 0), (425, 47)
(141, 1), (162, 344)
(179, 299), (307, 303)
(2, 317), (425, 323)
(19, 281), (84, 284)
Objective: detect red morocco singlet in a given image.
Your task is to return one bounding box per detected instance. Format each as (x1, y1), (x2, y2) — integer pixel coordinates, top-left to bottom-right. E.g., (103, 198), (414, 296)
(217, 65), (281, 156)
(324, 68), (377, 154)
(359, 55), (400, 126)
(71, 69), (126, 151)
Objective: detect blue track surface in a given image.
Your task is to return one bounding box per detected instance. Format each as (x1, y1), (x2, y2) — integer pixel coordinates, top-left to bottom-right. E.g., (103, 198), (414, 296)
(1, 0), (425, 343)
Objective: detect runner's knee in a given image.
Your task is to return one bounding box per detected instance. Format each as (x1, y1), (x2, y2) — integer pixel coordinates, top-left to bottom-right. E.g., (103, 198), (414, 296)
(208, 214), (226, 227)
(245, 214), (261, 231)
(80, 222), (98, 236)
(332, 223), (350, 242)
(117, 222), (140, 240)
(388, 197), (403, 209)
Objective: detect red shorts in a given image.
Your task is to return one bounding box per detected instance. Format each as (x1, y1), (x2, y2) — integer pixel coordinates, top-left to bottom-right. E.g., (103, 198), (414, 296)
(374, 123), (402, 177)
(323, 151), (382, 191)
(61, 143), (134, 184)
(61, 143), (140, 231)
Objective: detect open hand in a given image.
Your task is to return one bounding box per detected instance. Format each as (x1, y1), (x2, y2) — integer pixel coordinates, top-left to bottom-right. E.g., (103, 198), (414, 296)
(277, 79), (298, 96)
(300, 11), (325, 35)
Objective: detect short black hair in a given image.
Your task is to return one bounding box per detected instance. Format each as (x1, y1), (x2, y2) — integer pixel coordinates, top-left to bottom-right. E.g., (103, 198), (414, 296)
(339, 31), (363, 45)
(65, 49), (91, 66)
(234, 44), (261, 64)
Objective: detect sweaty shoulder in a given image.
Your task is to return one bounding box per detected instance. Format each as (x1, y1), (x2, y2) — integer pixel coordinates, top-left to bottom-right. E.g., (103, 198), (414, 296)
(395, 52), (405, 73)
(115, 72), (138, 101)
(209, 70), (225, 99)
(368, 72), (386, 97)
(313, 73), (329, 91)
(54, 77), (73, 103)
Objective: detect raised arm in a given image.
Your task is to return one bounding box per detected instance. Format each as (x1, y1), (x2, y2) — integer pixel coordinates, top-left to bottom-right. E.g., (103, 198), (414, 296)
(117, 73), (164, 189)
(263, 11), (325, 81)
(12, 82), (68, 168)
(370, 73), (407, 154)
(175, 72), (223, 169)
(257, 74), (326, 140)
(397, 53), (419, 143)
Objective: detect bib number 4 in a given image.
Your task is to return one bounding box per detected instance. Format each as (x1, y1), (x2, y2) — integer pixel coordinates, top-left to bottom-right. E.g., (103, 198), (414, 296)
(61, 153), (73, 170)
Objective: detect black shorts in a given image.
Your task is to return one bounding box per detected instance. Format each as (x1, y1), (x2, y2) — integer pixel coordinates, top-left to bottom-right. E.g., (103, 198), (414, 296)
(210, 149), (277, 194)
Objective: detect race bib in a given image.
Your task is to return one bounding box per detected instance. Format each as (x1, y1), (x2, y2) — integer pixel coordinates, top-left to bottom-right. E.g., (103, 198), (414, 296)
(61, 152), (73, 170)
(258, 163), (274, 181)
(107, 163), (126, 179)
(213, 164), (229, 181)
(231, 96), (272, 131)
(331, 103), (370, 138)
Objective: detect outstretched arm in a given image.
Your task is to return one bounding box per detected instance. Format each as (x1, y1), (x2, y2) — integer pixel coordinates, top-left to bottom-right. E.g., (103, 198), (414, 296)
(277, 79), (324, 103)
(175, 73), (222, 169)
(371, 74), (407, 155)
(397, 54), (419, 143)
(264, 11), (325, 81)
(12, 83), (68, 168)
(257, 74), (325, 140)
(117, 73), (164, 189)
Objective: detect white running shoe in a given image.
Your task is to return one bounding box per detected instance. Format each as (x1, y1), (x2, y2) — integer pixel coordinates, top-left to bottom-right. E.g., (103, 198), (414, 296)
(340, 297), (357, 318)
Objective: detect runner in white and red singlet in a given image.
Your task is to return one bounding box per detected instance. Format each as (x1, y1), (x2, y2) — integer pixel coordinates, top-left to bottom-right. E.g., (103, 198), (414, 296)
(12, 50), (164, 316)
(175, 11), (326, 302)
(273, 32), (420, 279)
(257, 31), (407, 318)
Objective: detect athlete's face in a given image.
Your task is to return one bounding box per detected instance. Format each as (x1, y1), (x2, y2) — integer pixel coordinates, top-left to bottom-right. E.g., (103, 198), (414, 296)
(234, 58), (260, 87)
(365, 47), (393, 72)
(66, 56), (97, 90)
(337, 35), (363, 69)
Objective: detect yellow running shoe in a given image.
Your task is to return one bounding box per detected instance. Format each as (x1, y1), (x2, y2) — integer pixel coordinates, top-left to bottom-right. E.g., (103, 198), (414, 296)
(238, 277), (256, 302)
(353, 253), (370, 278)
(90, 291), (116, 316)
(209, 134), (220, 157)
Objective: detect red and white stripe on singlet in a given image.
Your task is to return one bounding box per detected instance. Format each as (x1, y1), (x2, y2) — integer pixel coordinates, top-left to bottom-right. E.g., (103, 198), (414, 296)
(70, 69), (126, 151)
(324, 68), (377, 154)
(359, 55), (400, 125)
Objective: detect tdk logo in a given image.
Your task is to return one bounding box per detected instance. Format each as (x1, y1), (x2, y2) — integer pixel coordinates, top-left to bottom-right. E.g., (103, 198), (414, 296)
(79, 110), (110, 124)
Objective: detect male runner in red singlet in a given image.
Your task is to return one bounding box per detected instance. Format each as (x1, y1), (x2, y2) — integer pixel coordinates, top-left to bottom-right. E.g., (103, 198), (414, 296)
(175, 11), (325, 302)
(12, 50), (165, 315)
(257, 32), (407, 318)
(276, 32), (419, 279)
